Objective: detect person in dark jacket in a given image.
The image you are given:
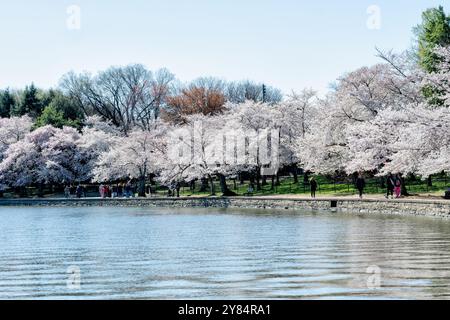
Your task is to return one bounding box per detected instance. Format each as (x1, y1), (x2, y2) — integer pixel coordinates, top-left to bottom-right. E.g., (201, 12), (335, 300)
(356, 174), (365, 199)
(310, 177), (318, 198)
(386, 174), (395, 199)
(70, 185), (76, 198)
(76, 185), (83, 198)
(125, 182), (132, 198)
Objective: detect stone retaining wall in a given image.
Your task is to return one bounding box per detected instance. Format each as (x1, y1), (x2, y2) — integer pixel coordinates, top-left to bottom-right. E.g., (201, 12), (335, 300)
(1, 197), (450, 219)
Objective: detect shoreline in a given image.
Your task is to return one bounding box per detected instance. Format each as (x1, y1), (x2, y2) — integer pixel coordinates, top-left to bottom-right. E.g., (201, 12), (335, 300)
(1, 196), (449, 219)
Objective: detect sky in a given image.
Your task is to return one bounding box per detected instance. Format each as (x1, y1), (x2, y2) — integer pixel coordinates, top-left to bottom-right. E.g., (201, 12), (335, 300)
(0, 0), (448, 95)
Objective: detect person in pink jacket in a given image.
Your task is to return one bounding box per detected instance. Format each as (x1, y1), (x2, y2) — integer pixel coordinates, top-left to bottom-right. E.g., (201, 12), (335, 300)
(394, 175), (402, 198)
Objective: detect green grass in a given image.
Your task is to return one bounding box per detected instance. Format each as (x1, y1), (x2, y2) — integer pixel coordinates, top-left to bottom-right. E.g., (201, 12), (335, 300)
(2, 175), (448, 198)
(175, 175), (450, 197)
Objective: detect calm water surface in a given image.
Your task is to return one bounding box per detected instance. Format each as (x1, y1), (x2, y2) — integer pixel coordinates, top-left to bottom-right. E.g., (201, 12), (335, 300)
(1, 206), (450, 299)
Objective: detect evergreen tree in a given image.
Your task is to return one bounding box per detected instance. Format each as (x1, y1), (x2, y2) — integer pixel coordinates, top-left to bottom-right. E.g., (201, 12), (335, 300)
(414, 6), (450, 106)
(35, 105), (80, 129)
(415, 6), (450, 72)
(0, 89), (16, 118)
(12, 84), (44, 118)
(40, 89), (58, 109)
(48, 92), (84, 122)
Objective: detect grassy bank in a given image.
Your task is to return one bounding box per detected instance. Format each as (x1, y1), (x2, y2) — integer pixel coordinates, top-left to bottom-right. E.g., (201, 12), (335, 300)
(1, 175), (448, 199)
(177, 175), (450, 197)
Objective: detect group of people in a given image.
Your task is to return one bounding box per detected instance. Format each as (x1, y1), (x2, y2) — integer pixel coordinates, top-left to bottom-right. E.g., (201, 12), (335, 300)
(64, 185), (86, 199)
(64, 182), (136, 199)
(99, 182), (134, 198)
(64, 175), (406, 200)
(308, 173), (403, 199)
(386, 174), (403, 199)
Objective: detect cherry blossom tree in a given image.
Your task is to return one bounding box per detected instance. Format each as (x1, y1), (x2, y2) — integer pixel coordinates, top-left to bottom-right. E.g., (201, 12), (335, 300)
(92, 124), (166, 196)
(2, 45), (449, 199)
(346, 103), (450, 177)
(77, 116), (121, 181)
(296, 52), (425, 176)
(344, 46), (450, 178)
(160, 113), (239, 195)
(0, 125), (93, 194)
(0, 116), (33, 160)
(0, 140), (43, 193)
(0, 121), (114, 194)
(224, 101), (280, 190)
(277, 89), (317, 182)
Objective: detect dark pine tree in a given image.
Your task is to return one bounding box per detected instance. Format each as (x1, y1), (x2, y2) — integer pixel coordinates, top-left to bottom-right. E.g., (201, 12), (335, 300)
(13, 84), (44, 118)
(0, 89), (16, 118)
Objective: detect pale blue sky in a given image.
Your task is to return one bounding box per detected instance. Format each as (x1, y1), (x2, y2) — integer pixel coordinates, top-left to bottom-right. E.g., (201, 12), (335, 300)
(0, 0), (447, 94)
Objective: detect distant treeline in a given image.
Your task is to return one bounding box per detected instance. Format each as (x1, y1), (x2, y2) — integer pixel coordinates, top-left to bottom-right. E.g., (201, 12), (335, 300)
(0, 71), (282, 132)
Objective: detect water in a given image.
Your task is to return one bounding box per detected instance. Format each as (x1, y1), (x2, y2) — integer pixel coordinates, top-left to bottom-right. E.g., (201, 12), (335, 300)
(1, 206), (450, 300)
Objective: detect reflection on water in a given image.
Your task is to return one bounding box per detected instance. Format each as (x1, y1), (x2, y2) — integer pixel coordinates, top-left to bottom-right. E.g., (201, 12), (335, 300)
(1, 206), (450, 299)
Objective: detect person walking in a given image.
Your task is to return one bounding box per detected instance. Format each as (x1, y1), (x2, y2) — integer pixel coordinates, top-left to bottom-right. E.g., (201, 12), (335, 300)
(76, 185), (83, 199)
(125, 182), (132, 198)
(112, 185), (118, 198)
(70, 185), (76, 198)
(310, 177), (318, 198)
(64, 185), (70, 198)
(386, 174), (395, 199)
(118, 183), (123, 197)
(394, 175), (402, 198)
(356, 174), (365, 199)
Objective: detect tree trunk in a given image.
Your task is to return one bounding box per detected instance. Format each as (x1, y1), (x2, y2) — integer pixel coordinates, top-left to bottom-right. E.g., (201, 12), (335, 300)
(262, 176), (268, 186)
(37, 183), (44, 198)
(276, 172), (280, 186)
(292, 165), (298, 184)
(427, 175), (433, 187)
(249, 176), (255, 189)
(400, 175), (409, 196)
(138, 176), (146, 197)
(303, 172), (310, 185)
(380, 177), (386, 189)
(199, 178), (208, 192)
(217, 174), (237, 196)
(19, 186), (27, 198)
(255, 167), (261, 191)
(209, 176), (215, 195)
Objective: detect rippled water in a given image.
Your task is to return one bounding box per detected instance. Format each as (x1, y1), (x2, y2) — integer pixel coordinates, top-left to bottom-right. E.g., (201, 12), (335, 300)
(1, 206), (450, 299)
